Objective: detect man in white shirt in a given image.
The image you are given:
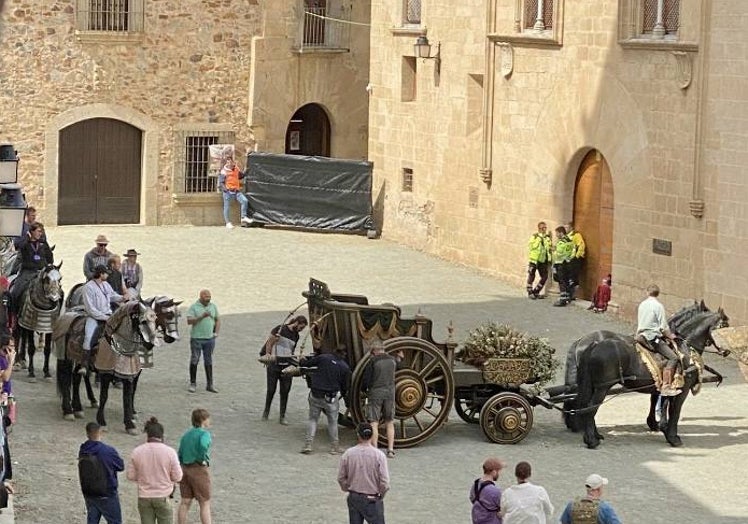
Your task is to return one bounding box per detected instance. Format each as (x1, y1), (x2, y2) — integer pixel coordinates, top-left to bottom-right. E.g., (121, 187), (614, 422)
(80, 265), (124, 374)
(500, 461), (554, 524)
(636, 284), (680, 396)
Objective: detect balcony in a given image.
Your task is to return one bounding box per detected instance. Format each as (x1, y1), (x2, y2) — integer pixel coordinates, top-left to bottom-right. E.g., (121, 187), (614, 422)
(295, 6), (350, 53)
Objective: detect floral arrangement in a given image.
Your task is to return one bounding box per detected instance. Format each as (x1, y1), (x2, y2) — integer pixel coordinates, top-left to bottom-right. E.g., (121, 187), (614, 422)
(456, 322), (560, 385)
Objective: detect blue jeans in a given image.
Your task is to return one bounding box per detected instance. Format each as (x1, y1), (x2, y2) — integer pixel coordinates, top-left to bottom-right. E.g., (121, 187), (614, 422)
(305, 393), (339, 444)
(222, 190), (248, 223)
(85, 494), (122, 524)
(347, 492), (385, 524)
(190, 338), (215, 366)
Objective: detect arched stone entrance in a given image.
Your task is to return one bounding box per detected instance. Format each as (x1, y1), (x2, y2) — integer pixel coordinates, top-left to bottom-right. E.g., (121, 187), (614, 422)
(573, 150), (614, 300)
(58, 118), (143, 225)
(285, 103), (331, 157)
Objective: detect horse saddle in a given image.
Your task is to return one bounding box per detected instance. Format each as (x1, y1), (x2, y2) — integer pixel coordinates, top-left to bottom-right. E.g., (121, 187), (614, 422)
(634, 339), (685, 391)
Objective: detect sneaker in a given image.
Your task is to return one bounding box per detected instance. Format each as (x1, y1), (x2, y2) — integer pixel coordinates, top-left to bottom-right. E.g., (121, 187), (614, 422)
(329, 443), (343, 455)
(386, 449), (396, 458)
(553, 300), (568, 307)
(225, 222), (234, 229)
(206, 385), (219, 393)
(240, 216), (254, 225)
(300, 444), (313, 454)
(188, 383), (197, 393)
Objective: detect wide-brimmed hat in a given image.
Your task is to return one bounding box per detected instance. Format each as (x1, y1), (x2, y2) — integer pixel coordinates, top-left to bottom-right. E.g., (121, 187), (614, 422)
(124, 249), (141, 257)
(585, 474), (608, 489)
(95, 234), (109, 245)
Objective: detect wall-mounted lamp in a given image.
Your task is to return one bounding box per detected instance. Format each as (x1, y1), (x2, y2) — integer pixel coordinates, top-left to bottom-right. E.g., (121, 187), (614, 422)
(0, 144), (26, 237)
(414, 36), (440, 76)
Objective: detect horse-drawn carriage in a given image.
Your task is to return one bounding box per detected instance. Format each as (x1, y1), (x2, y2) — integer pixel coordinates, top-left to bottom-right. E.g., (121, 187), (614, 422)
(303, 278), (547, 448)
(302, 278), (735, 449)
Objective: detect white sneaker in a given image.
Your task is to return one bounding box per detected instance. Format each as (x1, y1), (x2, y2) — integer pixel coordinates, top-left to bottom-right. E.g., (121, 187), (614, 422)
(225, 222), (234, 229)
(240, 216), (254, 225)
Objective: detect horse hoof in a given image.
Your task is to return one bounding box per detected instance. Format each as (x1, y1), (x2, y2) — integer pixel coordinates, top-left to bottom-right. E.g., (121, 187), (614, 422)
(668, 437), (683, 448)
(74, 411), (85, 419)
(126, 427), (139, 436)
(90, 400), (99, 408)
(27, 376), (37, 384)
(63, 414), (75, 421)
(19, 360), (27, 370)
(43, 371), (52, 379)
(131, 412), (139, 421)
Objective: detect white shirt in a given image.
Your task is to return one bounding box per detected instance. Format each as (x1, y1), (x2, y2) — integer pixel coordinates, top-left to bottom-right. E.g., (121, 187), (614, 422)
(637, 296), (669, 341)
(500, 482), (554, 524)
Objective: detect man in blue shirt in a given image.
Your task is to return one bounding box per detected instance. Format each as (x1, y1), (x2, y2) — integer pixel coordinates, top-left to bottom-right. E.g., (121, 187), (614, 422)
(79, 422), (125, 524)
(560, 473), (622, 524)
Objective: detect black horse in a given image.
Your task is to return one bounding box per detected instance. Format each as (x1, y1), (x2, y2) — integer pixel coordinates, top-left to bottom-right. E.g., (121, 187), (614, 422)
(11, 263), (63, 380)
(564, 304), (728, 449)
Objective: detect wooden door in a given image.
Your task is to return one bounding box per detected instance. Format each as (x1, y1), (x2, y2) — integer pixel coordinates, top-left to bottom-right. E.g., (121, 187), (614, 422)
(59, 118), (142, 225)
(573, 150), (614, 300)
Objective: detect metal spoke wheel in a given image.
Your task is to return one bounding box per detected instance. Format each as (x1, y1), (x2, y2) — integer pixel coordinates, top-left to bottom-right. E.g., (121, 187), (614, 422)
(479, 392), (534, 444)
(351, 337), (454, 448)
(455, 398), (481, 424)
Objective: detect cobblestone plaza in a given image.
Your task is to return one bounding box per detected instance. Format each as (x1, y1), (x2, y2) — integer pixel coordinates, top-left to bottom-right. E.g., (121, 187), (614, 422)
(9, 226), (748, 523)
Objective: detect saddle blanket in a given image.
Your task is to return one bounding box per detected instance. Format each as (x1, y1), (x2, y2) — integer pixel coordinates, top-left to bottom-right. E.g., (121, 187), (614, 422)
(635, 343), (686, 392)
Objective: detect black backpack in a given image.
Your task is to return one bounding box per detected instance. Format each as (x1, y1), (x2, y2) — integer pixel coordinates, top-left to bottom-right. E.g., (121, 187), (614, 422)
(79, 453), (108, 497)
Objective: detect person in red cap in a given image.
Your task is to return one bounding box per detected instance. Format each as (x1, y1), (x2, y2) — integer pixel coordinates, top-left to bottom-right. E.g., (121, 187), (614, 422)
(560, 473), (621, 524)
(469, 457), (505, 524)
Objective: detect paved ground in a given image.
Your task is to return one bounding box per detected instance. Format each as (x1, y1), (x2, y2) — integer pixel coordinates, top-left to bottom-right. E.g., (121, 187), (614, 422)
(8, 225), (748, 523)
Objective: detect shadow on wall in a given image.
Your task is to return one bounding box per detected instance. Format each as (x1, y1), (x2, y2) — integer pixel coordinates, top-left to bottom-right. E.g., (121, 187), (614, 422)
(372, 180), (386, 235)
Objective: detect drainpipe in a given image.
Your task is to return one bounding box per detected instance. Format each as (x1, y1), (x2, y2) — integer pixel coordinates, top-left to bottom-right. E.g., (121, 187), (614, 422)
(689, 0), (712, 219)
(479, 0), (498, 187)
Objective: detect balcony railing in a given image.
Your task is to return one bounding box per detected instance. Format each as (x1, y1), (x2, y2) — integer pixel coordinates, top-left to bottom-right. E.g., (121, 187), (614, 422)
(297, 6), (350, 52)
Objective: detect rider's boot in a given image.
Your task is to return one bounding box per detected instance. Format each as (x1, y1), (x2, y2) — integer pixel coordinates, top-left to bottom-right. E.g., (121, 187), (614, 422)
(205, 365), (218, 393)
(660, 368), (681, 397)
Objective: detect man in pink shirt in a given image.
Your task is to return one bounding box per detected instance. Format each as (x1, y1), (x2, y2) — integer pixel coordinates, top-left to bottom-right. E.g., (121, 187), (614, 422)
(127, 417), (183, 524)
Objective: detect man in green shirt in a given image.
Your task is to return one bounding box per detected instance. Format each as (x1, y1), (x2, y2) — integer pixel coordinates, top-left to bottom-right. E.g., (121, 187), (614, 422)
(186, 290), (220, 393)
(177, 408), (213, 524)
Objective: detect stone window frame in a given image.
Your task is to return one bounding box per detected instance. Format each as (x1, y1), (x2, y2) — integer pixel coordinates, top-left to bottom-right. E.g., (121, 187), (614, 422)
(75, 0), (145, 43)
(403, 0), (421, 27)
(618, 0), (697, 51)
(172, 125), (235, 202)
(488, 0), (564, 48)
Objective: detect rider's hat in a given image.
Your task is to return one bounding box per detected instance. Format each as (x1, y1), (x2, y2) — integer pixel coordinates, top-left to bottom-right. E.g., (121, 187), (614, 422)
(124, 249), (141, 257)
(95, 234), (109, 245)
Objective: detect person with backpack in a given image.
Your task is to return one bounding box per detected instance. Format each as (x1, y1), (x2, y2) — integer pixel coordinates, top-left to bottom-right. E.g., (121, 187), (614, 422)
(469, 457), (505, 524)
(560, 474), (622, 524)
(78, 421), (125, 524)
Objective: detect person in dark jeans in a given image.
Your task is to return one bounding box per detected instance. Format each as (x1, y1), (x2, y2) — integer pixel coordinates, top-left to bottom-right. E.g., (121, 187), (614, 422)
(79, 422), (125, 524)
(261, 315), (308, 425)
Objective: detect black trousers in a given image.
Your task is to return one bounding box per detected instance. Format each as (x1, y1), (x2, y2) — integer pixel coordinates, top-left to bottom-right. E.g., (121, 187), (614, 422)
(527, 262), (549, 291)
(264, 365), (293, 416)
(568, 258), (584, 288)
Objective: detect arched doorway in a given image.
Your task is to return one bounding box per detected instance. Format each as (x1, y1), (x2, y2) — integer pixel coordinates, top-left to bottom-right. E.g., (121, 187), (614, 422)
(58, 118), (142, 225)
(573, 150), (614, 300)
(285, 103), (331, 157)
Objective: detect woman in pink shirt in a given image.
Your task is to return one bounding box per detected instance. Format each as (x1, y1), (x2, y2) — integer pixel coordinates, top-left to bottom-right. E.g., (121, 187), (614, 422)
(127, 417), (183, 524)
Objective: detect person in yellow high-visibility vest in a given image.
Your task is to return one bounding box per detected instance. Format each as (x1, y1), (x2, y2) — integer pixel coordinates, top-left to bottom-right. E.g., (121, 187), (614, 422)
(565, 221), (586, 301)
(526, 222), (552, 299)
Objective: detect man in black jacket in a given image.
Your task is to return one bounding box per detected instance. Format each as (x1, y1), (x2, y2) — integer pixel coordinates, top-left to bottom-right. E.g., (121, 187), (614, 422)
(300, 349), (351, 455)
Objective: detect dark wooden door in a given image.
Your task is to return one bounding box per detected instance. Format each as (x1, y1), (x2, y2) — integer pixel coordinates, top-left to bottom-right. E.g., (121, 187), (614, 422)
(59, 118), (142, 225)
(285, 104), (331, 157)
(573, 150), (614, 300)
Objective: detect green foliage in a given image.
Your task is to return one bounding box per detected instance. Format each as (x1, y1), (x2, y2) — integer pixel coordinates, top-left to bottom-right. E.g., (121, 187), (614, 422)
(456, 322), (560, 385)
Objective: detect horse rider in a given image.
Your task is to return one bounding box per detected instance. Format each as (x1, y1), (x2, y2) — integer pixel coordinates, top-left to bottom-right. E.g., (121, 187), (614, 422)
(83, 235), (113, 281)
(121, 249), (143, 299)
(80, 265), (125, 375)
(636, 284), (680, 396)
(10, 222), (53, 307)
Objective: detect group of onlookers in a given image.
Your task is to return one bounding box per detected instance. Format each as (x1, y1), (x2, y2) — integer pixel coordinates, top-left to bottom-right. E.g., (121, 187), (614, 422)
(78, 408), (214, 524)
(470, 458), (621, 524)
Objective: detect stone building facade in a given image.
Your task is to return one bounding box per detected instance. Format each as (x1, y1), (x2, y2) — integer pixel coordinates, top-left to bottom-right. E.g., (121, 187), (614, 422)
(0, 0), (370, 226)
(369, 0), (748, 325)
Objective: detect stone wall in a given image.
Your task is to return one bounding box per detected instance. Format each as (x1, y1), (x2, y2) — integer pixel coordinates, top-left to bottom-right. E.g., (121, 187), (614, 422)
(370, 0), (748, 324)
(0, 0), (370, 226)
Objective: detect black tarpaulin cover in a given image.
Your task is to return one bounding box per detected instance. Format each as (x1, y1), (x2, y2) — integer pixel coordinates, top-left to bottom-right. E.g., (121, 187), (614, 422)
(246, 152), (373, 232)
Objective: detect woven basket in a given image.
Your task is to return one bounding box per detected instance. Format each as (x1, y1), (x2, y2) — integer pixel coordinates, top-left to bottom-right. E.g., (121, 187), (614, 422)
(482, 358), (533, 385)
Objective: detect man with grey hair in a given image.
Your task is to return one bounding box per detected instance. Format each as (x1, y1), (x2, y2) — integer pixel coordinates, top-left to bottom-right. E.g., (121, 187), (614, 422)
(637, 284), (680, 396)
(361, 339), (398, 458)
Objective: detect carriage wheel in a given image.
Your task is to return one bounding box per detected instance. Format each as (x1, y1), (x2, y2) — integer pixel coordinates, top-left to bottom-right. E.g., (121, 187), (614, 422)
(479, 392), (534, 444)
(351, 337), (454, 448)
(455, 398), (481, 424)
